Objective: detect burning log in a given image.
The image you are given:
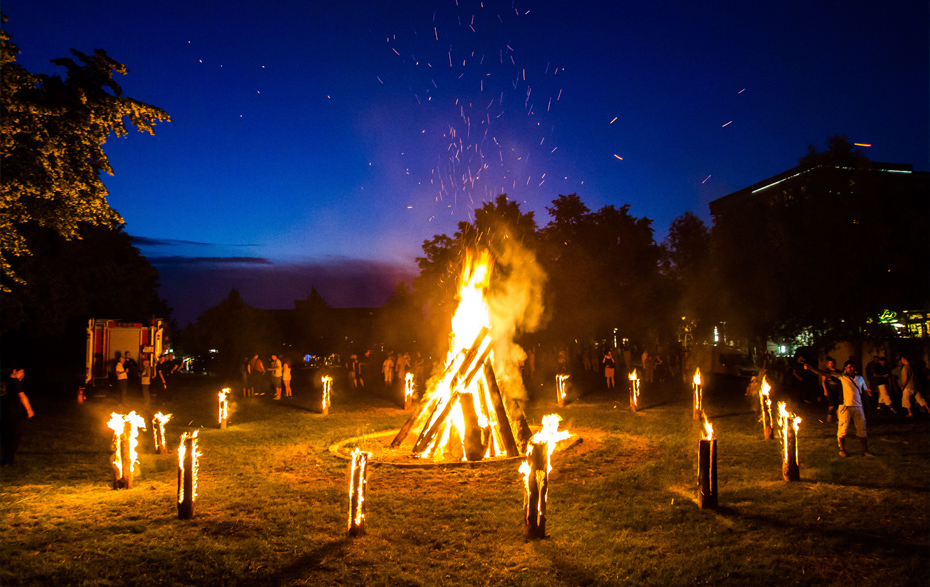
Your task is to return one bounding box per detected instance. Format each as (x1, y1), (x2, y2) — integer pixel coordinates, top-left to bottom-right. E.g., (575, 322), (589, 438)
(777, 402), (801, 482)
(177, 430), (199, 519)
(520, 415), (571, 539)
(628, 370), (640, 412)
(107, 412), (146, 490)
(404, 373), (414, 410)
(697, 415), (717, 510)
(692, 368), (703, 420)
(556, 374), (569, 408)
(218, 388), (230, 429)
(347, 448), (371, 536)
(759, 378), (774, 440)
(321, 376), (332, 415)
(152, 412), (171, 455)
(484, 363), (522, 457)
(458, 392), (488, 461)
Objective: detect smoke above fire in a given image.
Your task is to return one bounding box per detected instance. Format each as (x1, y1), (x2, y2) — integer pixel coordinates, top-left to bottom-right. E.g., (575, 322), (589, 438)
(486, 237), (547, 406)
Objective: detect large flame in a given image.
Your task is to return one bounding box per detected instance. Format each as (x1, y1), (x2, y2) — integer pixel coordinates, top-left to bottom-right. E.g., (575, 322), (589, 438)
(701, 413), (715, 441)
(414, 250), (505, 459)
(108, 411), (146, 479)
(759, 377), (774, 429)
(521, 414), (573, 475)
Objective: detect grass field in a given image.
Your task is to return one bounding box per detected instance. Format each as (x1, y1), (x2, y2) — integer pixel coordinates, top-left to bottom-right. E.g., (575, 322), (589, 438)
(2, 371), (927, 586)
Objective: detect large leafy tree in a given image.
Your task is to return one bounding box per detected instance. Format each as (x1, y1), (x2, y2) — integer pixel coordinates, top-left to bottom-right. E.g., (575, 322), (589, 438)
(662, 211), (715, 342)
(1, 23), (169, 289)
(538, 194), (666, 343)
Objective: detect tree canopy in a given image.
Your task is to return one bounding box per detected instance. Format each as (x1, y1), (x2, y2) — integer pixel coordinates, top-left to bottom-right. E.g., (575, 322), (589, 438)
(1, 24), (170, 289)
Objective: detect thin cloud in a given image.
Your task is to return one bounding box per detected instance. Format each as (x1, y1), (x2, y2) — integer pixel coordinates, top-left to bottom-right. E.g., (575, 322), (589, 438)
(148, 256), (273, 266)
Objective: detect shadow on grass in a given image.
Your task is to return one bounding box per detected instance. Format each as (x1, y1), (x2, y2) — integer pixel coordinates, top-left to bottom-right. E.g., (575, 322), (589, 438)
(714, 505), (928, 556)
(262, 536), (357, 583)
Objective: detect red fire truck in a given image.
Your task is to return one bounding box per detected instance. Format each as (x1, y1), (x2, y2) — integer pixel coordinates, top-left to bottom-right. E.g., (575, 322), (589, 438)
(85, 318), (165, 388)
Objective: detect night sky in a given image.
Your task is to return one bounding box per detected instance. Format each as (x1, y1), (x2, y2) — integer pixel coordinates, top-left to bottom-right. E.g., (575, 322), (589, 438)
(5, 0), (928, 325)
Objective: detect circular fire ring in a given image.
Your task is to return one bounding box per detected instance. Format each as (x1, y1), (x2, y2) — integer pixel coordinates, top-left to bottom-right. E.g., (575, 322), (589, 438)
(328, 428), (582, 468)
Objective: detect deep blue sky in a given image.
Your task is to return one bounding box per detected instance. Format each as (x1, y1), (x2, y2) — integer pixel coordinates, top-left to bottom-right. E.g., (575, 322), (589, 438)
(5, 0), (928, 324)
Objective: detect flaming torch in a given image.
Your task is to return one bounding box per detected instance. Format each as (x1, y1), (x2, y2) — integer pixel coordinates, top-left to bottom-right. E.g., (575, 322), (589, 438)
(628, 370), (640, 412)
(404, 373), (414, 410)
(321, 376), (332, 415)
(777, 402), (801, 482)
(697, 414), (717, 509)
(347, 448), (371, 536)
(107, 411), (146, 490)
(520, 414), (572, 539)
(556, 374), (569, 408)
(759, 378), (774, 440)
(692, 368), (703, 420)
(177, 430), (199, 519)
(152, 412), (172, 455)
(218, 388), (230, 429)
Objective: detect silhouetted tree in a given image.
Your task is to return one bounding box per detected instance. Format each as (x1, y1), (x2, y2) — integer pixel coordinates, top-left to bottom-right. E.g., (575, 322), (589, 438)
(662, 211), (716, 342)
(1, 24), (169, 289)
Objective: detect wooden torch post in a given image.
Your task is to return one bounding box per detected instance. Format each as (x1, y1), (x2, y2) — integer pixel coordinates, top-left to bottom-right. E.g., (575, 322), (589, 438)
(218, 388), (229, 430)
(759, 379), (774, 440)
(348, 448), (371, 536)
(628, 370), (640, 412)
(692, 368), (703, 420)
(522, 441), (548, 539)
(153, 412), (171, 455)
(404, 373), (414, 411)
(779, 402), (801, 482)
(177, 431), (198, 519)
(698, 438), (718, 509)
(118, 420), (133, 489)
(321, 376), (332, 415)
(556, 374), (568, 408)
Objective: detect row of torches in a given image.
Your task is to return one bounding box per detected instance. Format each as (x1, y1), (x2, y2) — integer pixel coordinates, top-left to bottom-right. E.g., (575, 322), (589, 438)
(108, 367), (802, 532)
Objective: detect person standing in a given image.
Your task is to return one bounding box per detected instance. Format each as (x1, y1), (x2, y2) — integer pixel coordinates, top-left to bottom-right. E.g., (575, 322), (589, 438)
(282, 358), (292, 398)
(602, 350), (615, 389)
(900, 356), (929, 418)
(156, 356), (169, 399)
(240, 357), (251, 397)
(269, 354), (283, 400)
(807, 360), (872, 457)
(870, 356), (895, 413)
(139, 358), (153, 406)
(115, 356), (129, 403)
(1, 366), (34, 466)
(819, 357), (843, 422)
(383, 354), (396, 390)
(642, 349), (656, 384)
(249, 354), (265, 396)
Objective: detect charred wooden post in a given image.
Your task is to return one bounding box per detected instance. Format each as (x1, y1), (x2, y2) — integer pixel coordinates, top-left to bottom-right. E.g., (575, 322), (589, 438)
(413, 393), (459, 454)
(779, 402), (801, 481)
(556, 374), (569, 408)
(698, 438), (718, 509)
(390, 396), (433, 448)
(177, 431), (198, 519)
(321, 376), (332, 415)
(218, 388), (229, 429)
(484, 363), (521, 457)
(522, 441), (548, 539)
(404, 373), (414, 410)
(458, 392), (488, 461)
(628, 370), (640, 412)
(692, 369), (703, 420)
(115, 420), (133, 489)
(153, 412), (171, 455)
(347, 449), (371, 536)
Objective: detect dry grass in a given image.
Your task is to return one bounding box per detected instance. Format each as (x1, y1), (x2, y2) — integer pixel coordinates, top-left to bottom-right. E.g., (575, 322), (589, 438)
(1, 373), (927, 586)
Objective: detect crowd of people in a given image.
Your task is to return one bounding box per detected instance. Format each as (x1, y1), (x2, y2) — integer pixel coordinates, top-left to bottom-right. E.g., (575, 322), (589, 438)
(240, 354), (292, 400)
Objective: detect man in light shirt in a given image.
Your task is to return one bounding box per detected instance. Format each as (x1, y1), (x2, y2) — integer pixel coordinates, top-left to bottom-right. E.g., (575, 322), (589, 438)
(807, 360), (872, 457)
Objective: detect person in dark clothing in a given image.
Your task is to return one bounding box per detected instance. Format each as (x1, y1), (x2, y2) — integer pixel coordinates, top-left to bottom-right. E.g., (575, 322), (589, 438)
(1, 366), (35, 466)
(820, 357), (843, 422)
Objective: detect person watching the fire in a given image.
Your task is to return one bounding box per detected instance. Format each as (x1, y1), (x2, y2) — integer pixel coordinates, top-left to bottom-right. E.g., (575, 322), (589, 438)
(269, 354), (283, 400)
(818, 357), (843, 422)
(1, 365), (34, 466)
(806, 360), (872, 457)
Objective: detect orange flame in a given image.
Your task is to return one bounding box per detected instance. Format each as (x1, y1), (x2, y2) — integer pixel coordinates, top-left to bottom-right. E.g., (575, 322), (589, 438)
(777, 402), (802, 464)
(108, 411), (146, 479)
(701, 413), (715, 440)
(218, 388), (230, 424)
(628, 370), (640, 408)
(759, 378), (774, 429)
(153, 412), (172, 451)
(177, 430), (199, 504)
(322, 376), (333, 412)
(348, 448), (370, 531)
(556, 374), (569, 403)
(692, 368), (703, 412)
(405, 373), (414, 402)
